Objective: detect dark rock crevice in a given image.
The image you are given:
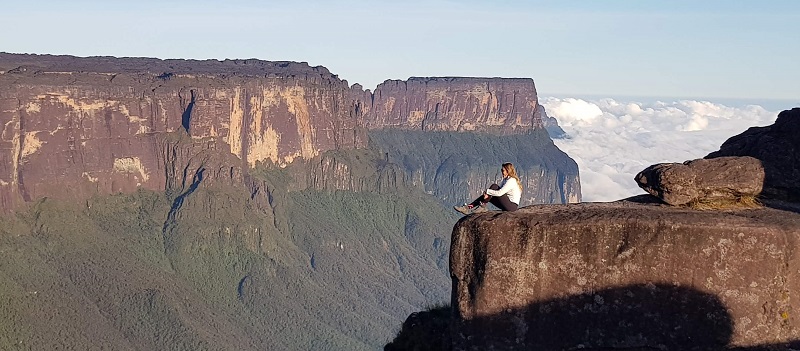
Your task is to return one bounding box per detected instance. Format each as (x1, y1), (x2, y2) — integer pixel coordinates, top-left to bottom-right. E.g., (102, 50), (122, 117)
(180, 89), (196, 135)
(162, 166), (204, 232)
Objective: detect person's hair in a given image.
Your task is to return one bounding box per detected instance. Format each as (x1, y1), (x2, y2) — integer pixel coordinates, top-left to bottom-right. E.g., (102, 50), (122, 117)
(502, 162), (523, 191)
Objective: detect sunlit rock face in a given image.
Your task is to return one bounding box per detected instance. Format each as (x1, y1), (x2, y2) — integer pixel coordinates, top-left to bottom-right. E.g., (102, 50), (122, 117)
(0, 53), (580, 212)
(450, 198), (800, 350)
(635, 156), (765, 206)
(0, 54), (368, 212)
(364, 77), (544, 133)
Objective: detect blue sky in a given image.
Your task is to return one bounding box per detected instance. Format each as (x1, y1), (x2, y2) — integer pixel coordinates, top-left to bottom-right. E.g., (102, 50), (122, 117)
(2, 0), (798, 100)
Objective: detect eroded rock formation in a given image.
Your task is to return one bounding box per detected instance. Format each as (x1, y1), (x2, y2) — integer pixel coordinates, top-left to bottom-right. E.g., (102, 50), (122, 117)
(0, 54), (369, 212)
(635, 156), (764, 206)
(707, 107), (800, 202)
(450, 198), (800, 350)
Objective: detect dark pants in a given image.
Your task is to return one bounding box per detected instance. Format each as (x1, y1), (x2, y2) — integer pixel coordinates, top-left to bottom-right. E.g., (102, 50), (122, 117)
(469, 184), (518, 212)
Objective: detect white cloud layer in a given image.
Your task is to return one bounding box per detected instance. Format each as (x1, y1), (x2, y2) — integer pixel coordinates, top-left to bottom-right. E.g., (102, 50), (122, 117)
(542, 97), (783, 202)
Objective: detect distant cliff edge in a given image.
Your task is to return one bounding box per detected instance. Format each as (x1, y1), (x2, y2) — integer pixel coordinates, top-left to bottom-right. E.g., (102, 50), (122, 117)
(0, 53), (579, 212)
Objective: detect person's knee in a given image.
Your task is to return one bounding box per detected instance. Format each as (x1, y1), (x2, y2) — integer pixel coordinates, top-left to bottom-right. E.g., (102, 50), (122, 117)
(489, 184), (500, 190)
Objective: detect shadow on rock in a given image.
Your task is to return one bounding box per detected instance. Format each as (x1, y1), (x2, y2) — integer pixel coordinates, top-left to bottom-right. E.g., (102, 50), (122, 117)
(760, 199), (800, 214)
(456, 284), (733, 351)
(385, 304), (451, 351)
(389, 284), (800, 350)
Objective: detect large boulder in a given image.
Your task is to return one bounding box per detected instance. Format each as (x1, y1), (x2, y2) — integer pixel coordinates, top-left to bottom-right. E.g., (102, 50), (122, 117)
(634, 156), (765, 206)
(450, 198), (800, 350)
(707, 107), (800, 202)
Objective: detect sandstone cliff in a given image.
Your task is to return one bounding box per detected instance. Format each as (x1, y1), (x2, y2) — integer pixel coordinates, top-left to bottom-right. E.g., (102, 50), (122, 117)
(364, 77), (542, 133)
(366, 77), (580, 206)
(0, 53), (370, 213)
(0, 53), (580, 212)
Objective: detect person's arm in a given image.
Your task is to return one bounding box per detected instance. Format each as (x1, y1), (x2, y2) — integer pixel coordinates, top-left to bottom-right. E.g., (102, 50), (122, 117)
(486, 178), (516, 197)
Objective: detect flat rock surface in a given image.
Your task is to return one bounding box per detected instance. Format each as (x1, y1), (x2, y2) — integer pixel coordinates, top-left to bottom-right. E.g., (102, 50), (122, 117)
(450, 196), (800, 350)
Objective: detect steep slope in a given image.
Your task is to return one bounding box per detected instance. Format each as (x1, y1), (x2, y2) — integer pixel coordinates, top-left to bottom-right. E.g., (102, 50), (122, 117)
(0, 147), (457, 350)
(370, 129), (579, 205)
(365, 77), (580, 206)
(0, 53), (578, 349)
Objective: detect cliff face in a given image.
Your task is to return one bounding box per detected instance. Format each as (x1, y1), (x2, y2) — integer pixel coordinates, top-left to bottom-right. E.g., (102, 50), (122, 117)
(369, 129), (580, 206)
(450, 198), (800, 350)
(0, 53), (580, 212)
(0, 54), (368, 212)
(363, 77), (543, 133)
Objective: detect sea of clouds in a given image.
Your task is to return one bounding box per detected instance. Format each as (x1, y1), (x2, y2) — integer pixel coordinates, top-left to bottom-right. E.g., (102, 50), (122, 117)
(541, 97), (788, 202)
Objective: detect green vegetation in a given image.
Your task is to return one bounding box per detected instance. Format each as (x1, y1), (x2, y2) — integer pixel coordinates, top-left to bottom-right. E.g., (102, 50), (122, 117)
(0, 129), (574, 349)
(0, 146), (458, 350)
(369, 128), (579, 204)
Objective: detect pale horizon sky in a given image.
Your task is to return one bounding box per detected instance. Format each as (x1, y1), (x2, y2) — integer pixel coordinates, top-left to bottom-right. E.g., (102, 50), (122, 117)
(2, 0), (798, 101)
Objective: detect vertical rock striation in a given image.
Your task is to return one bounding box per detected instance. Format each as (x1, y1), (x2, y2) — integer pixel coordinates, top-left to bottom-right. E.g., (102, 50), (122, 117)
(363, 77), (543, 133)
(0, 54), (368, 212)
(0, 53), (580, 212)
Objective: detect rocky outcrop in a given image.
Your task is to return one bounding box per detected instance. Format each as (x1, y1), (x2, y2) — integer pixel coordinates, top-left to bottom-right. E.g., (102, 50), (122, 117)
(538, 104), (566, 139)
(707, 107), (800, 201)
(449, 198), (800, 350)
(0, 53), (581, 212)
(436, 108), (800, 350)
(635, 156), (764, 206)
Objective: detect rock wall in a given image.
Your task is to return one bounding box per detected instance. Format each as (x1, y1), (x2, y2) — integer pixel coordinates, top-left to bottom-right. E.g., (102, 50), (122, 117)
(0, 53), (580, 212)
(450, 198), (800, 350)
(0, 54), (368, 212)
(364, 77), (543, 134)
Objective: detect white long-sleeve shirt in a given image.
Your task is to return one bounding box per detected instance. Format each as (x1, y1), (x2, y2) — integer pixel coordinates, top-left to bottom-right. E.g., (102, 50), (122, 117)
(486, 177), (522, 205)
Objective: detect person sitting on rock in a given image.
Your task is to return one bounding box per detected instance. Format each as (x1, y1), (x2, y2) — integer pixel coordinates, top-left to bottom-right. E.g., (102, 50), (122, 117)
(454, 162), (523, 214)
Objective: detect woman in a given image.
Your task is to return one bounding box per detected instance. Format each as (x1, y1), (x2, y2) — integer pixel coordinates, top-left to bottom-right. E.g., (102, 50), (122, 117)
(454, 162), (523, 215)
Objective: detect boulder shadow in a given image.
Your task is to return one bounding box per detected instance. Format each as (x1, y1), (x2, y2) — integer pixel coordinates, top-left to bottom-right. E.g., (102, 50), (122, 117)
(760, 199), (800, 215)
(388, 284), (800, 350)
(458, 284), (733, 350)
